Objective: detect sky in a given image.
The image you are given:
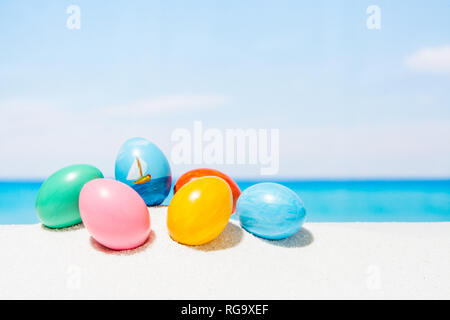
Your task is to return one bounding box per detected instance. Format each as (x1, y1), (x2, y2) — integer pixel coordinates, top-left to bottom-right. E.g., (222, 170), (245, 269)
(1, 0), (449, 179)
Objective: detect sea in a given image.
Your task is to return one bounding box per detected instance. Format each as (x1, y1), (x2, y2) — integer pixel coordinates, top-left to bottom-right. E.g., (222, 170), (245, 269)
(1, 179), (449, 224)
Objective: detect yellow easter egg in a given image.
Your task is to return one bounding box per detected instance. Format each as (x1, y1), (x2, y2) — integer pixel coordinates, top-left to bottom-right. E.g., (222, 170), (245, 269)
(167, 176), (233, 246)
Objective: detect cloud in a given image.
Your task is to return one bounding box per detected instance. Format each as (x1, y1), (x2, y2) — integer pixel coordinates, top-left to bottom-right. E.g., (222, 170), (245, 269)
(102, 95), (226, 117)
(278, 122), (450, 178)
(406, 45), (450, 73)
(0, 99), (186, 178)
(1, 99), (450, 178)
(0, 95), (226, 178)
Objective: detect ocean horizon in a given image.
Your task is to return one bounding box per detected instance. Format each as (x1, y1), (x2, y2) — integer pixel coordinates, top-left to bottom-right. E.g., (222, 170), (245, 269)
(1, 178), (449, 224)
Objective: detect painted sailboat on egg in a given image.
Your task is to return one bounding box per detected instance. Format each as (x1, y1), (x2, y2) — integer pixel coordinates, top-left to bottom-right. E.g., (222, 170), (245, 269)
(115, 137), (172, 206)
(127, 156), (151, 185)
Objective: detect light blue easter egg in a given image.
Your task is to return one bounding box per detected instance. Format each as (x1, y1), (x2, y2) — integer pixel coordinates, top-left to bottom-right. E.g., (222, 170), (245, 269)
(236, 183), (306, 240)
(115, 137), (172, 206)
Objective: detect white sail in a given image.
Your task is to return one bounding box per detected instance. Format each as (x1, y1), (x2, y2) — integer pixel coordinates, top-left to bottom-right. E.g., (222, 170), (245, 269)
(126, 157), (148, 180)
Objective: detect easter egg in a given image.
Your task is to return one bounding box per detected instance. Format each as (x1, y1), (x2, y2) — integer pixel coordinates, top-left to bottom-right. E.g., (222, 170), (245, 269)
(167, 176), (233, 246)
(79, 178), (151, 250)
(35, 164), (103, 228)
(236, 183), (306, 240)
(115, 137), (172, 206)
(174, 168), (241, 213)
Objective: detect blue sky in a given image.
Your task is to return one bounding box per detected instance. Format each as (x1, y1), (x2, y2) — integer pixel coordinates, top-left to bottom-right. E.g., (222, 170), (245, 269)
(1, 0), (449, 178)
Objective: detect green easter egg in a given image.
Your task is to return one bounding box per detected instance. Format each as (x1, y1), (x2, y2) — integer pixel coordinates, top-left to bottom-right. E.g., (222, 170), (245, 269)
(35, 164), (104, 228)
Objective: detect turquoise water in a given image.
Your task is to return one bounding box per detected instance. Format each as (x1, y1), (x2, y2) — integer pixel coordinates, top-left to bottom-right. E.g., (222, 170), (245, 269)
(0, 180), (449, 224)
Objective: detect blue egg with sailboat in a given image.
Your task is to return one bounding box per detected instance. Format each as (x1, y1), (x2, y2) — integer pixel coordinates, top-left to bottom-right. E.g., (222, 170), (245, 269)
(115, 137), (172, 206)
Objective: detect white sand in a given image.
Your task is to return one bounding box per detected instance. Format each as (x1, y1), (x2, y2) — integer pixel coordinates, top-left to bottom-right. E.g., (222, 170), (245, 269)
(0, 207), (449, 299)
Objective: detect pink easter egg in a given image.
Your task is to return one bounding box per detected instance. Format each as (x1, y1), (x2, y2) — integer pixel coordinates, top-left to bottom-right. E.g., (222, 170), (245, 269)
(79, 178), (151, 250)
